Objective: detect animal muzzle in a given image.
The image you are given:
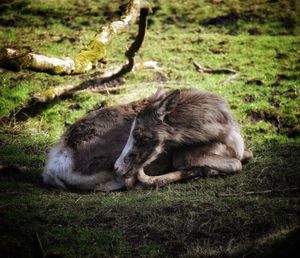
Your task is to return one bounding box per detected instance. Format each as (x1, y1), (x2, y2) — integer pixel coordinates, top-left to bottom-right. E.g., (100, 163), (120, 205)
(114, 157), (132, 176)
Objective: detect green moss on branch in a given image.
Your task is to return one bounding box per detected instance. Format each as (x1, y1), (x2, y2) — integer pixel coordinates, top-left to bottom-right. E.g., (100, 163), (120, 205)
(0, 0), (151, 75)
(74, 40), (107, 74)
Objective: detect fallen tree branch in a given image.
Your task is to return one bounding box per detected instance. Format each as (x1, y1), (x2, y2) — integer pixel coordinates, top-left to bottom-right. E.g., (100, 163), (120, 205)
(32, 60), (159, 102)
(32, 84), (76, 102)
(31, 4), (150, 102)
(133, 60), (161, 71)
(216, 187), (300, 197)
(193, 61), (237, 74)
(34, 232), (46, 258)
(108, 6), (150, 79)
(139, 81), (192, 86)
(193, 61), (239, 85)
(87, 84), (128, 94)
(0, 0), (151, 75)
(221, 72), (238, 85)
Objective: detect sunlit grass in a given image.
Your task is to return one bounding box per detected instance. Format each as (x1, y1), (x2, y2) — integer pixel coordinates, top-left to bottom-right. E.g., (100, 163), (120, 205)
(0, 0), (299, 257)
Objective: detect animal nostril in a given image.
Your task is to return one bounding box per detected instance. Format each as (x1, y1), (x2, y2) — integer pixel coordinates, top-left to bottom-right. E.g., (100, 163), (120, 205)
(114, 164), (119, 172)
(114, 163), (125, 175)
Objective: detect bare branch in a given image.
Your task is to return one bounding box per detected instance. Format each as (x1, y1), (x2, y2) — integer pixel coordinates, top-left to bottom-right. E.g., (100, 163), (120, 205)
(193, 61), (237, 74)
(109, 6), (150, 79)
(216, 187), (300, 197)
(31, 60), (158, 102)
(221, 72), (239, 85)
(193, 61), (239, 85)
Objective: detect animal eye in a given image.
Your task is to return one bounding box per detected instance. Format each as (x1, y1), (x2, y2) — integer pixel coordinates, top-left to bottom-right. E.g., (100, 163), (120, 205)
(133, 128), (154, 143)
(133, 131), (141, 139)
(126, 153), (136, 160)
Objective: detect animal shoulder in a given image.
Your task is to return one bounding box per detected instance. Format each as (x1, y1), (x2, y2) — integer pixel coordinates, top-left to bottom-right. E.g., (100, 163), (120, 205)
(178, 89), (226, 106)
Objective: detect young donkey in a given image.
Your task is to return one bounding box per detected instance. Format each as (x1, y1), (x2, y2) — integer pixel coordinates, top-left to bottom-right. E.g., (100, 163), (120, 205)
(43, 88), (252, 191)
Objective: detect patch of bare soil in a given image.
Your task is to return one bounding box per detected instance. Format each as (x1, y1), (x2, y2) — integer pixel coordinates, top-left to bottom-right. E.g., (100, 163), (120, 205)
(202, 11), (240, 26)
(246, 79), (264, 86)
(248, 109), (299, 137)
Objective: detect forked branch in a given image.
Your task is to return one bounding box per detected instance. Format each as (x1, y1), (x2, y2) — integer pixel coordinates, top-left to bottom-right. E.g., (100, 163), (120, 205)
(0, 0), (151, 75)
(30, 3), (150, 102)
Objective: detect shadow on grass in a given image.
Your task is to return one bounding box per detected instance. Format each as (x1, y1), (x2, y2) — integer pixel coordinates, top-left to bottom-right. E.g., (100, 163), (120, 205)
(0, 165), (43, 187)
(232, 227), (300, 258)
(2, 75), (122, 123)
(0, 141), (299, 257)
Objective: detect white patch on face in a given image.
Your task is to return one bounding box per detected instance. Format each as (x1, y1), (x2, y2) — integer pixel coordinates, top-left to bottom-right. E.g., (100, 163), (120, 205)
(114, 118), (136, 174)
(141, 143), (163, 167)
(140, 132), (168, 167)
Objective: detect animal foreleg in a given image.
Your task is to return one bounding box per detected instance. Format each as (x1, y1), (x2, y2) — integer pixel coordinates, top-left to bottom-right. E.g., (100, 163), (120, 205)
(137, 167), (204, 187)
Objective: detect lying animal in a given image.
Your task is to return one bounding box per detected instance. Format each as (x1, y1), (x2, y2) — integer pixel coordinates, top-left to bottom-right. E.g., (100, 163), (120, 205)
(43, 88), (252, 191)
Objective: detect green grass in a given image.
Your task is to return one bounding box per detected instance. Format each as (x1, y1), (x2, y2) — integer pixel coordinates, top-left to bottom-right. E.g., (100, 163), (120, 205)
(0, 0), (300, 257)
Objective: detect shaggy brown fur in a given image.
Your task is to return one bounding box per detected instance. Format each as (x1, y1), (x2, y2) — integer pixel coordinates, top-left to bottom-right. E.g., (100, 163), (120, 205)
(43, 88), (252, 191)
(115, 89), (248, 179)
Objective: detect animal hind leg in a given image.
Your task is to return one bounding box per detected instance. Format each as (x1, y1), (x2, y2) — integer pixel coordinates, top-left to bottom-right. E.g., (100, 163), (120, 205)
(136, 146), (244, 188)
(94, 179), (125, 192)
(242, 149), (253, 164)
(135, 155), (242, 188)
(185, 154), (242, 174)
(93, 172), (126, 192)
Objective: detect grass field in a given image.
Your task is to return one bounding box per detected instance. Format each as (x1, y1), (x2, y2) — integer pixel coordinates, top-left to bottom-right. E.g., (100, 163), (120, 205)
(0, 0), (299, 257)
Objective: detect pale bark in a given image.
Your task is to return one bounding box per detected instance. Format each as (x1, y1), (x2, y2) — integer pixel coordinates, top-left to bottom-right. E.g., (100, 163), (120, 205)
(193, 61), (239, 85)
(193, 61), (237, 74)
(0, 0), (151, 75)
(32, 61), (160, 102)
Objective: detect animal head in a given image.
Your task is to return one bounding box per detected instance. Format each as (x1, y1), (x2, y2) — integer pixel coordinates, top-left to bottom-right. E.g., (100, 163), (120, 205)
(114, 88), (181, 176)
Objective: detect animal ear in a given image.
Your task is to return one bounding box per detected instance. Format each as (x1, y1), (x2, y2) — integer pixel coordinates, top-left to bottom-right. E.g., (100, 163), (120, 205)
(151, 87), (166, 102)
(155, 89), (180, 119)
